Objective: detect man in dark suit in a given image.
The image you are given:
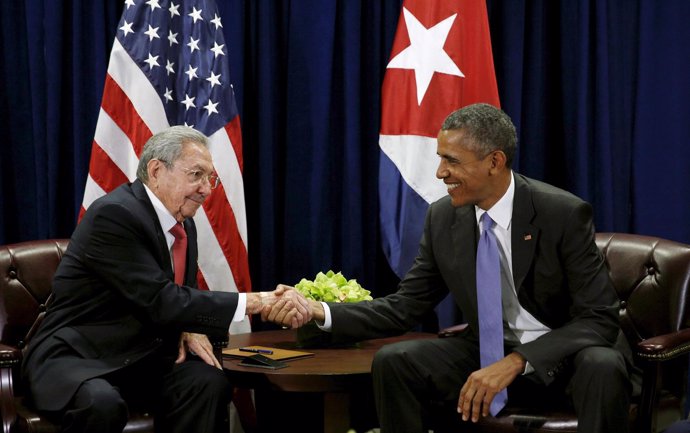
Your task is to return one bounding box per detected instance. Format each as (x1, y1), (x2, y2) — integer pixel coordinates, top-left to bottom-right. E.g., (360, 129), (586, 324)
(23, 126), (311, 433)
(267, 104), (634, 432)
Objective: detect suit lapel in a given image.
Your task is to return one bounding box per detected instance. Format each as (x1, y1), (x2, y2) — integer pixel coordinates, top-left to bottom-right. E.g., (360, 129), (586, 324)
(511, 174), (539, 292)
(451, 205), (479, 314)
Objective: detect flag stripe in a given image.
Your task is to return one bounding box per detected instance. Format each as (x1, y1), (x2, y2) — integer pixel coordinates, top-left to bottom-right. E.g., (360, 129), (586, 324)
(224, 117), (244, 172)
(207, 129), (248, 245)
(379, 134), (447, 204)
(101, 74), (153, 156)
(193, 206), (237, 292)
(93, 108), (140, 181)
(87, 142), (130, 192)
(82, 174), (107, 212)
(107, 38), (170, 134)
(202, 184), (251, 292)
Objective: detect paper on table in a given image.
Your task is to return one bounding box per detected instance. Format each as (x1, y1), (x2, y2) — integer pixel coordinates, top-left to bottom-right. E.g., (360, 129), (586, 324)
(222, 345), (314, 361)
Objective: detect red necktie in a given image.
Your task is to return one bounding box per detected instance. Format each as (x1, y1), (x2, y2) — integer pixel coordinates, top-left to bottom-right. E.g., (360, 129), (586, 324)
(169, 223), (187, 285)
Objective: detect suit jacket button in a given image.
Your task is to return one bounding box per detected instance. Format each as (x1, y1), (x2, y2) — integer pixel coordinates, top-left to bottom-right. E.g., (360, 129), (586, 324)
(547, 370), (554, 377)
(124, 359), (130, 365)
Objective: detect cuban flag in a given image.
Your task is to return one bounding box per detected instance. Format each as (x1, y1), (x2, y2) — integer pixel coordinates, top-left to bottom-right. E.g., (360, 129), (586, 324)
(379, 0), (500, 326)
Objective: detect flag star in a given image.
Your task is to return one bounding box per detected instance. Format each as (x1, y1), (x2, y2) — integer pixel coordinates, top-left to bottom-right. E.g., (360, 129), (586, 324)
(387, 7), (463, 105)
(119, 21), (134, 37)
(203, 99), (219, 116)
(210, 42), (225, 58)
(187, 37), (200, 53)
(185, 65), (198, 81)
(181, 95), (196, 110)
(165, 59), (175, 75)
(167, 30), (178, 46)
(188, 7), (203, 23)
(184, 121), (195, 128)
(168, 2), (180, 18)
(211, 14), (223, 29)
(124, 0), (135, 9)
(163, 87), (173, 103)
(144, 53), (159, 69)
(206, 71), (221, 88)
(144, 25), (160, 42)
(145, 0), (161, 11)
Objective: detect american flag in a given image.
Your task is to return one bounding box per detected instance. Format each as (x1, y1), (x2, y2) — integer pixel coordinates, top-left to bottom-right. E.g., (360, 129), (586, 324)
(81, 0), (251, 333)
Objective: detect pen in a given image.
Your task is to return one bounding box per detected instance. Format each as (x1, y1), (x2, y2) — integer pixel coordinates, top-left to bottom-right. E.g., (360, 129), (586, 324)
(239, 347), (274, 355)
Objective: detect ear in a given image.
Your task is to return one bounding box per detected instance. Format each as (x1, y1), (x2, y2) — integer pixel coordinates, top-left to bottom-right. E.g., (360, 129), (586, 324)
(147, 159), (165, 187)
(489, 150), (507, 172)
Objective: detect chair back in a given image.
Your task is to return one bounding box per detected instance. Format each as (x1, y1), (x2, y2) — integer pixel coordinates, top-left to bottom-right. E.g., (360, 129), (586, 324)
(597, 233), (690, 428)
(0, 240), (69, 351)
(596, 233), (690, 345)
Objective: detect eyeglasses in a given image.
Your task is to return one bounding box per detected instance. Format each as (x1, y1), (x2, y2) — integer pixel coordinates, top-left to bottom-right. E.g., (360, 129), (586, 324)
(175, 165), (220, 189)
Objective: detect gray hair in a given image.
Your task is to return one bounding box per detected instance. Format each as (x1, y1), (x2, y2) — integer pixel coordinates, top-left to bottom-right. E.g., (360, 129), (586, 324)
(136, 126), (209, 184)
(441, 103), (517, 167)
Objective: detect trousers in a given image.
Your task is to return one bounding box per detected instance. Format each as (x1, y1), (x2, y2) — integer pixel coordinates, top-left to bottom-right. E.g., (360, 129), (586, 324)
(371, 335), (631, 433)
(56, 354), (231, 433)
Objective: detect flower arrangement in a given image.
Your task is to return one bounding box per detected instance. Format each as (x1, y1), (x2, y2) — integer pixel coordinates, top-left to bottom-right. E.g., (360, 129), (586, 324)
(293, 270), (371, 348)
(294, 270), (373, 303)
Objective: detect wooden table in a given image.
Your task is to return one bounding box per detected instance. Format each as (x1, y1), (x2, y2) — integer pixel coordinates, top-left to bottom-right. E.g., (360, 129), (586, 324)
(223, 330), (435, 433)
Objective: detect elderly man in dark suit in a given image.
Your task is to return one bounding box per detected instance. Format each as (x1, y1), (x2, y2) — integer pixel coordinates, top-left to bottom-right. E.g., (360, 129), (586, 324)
(267, 103), (634, 433)
(23, 126), (311, 433)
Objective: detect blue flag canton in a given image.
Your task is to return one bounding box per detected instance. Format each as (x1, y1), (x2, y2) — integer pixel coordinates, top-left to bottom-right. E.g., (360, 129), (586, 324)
(117, 0), (238, 136)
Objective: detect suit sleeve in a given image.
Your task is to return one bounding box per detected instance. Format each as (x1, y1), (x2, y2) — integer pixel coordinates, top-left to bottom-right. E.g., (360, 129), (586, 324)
(82, 200), (238, 335)
(329, 203), (450, 342)
(512, 201), (620, 385)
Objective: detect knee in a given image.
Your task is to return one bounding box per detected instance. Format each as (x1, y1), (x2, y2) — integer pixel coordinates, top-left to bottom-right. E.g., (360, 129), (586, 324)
(90, 390), (128, 422)
(373, 342), (408, 370)
(194, 364), (232, 399)
(372, 341), (422, 381)
(577, 347), (626, 373)
(70, 381), (128, 427)
(574, 346), (628, 386)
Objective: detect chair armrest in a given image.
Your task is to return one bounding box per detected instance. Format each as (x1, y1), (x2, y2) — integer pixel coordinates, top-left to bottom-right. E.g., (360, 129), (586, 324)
(0, 344), (21, 369)
(637, 328), (690, 361)
(438, 323), (468, 338)
(0, 345), (19, 433)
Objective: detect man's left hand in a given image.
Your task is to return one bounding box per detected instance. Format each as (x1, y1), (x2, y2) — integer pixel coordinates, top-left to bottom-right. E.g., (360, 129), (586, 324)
(176, 332), (221, 369)
(458, 352), (526, 422)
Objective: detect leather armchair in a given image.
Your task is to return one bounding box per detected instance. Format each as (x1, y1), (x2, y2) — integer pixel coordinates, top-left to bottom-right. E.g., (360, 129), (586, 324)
(453, 233), (690, 433)
(0, 239), (229, 433)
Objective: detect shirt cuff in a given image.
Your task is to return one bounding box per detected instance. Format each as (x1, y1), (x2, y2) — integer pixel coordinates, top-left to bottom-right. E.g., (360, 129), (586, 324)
(317, 302), (333, 331)
(523, 361), (534, 375)
(233, 293), (247, 322)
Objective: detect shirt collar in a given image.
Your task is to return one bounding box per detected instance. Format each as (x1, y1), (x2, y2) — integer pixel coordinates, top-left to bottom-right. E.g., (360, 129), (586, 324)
(143, 183), (178, 234)
(475, 171), (515, 231)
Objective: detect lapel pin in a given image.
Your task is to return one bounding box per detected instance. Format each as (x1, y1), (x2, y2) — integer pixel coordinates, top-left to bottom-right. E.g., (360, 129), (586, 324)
(524, 233), (532, 241)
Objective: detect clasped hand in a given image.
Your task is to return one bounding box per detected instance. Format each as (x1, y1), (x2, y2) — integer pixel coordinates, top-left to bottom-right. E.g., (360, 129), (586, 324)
(247, 284), (312, 329)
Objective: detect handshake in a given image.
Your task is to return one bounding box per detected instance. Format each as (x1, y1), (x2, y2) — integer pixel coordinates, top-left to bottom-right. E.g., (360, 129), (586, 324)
(245, 284), (323, 329)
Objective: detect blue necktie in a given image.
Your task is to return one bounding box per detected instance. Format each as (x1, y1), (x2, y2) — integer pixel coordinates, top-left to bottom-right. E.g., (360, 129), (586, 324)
(476, 213), (508, 415)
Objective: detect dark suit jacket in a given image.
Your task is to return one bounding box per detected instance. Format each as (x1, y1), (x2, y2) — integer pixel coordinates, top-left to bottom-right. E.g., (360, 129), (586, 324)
(22, 180), (238, 412)
(329, 173), (626, 386)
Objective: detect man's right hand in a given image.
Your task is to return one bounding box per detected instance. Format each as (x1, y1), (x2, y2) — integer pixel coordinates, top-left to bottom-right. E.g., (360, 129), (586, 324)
(260, 286), (326, 328)
(246, 285), (312, 328)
